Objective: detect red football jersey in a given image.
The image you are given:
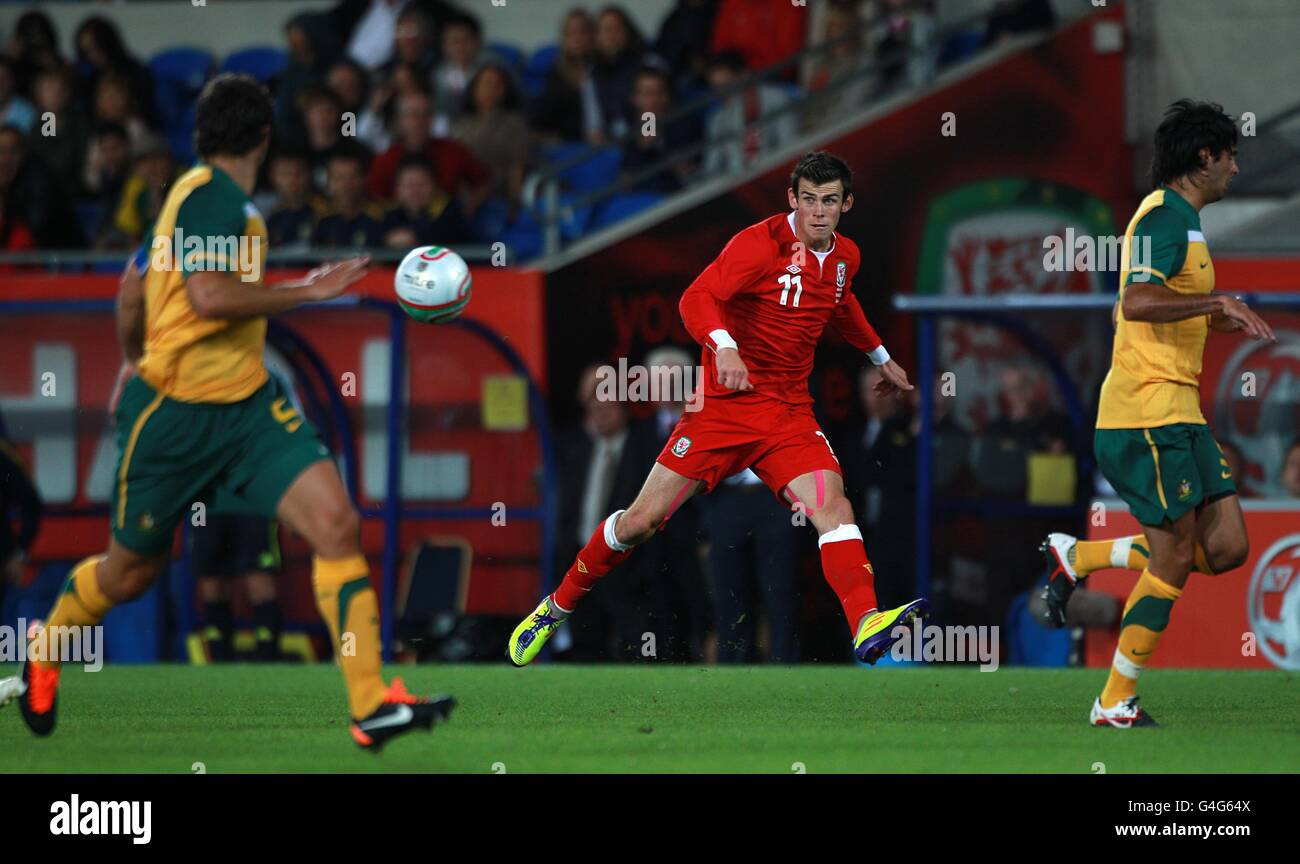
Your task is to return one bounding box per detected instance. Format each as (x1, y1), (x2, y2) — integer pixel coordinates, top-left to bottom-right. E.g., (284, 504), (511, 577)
(679, 212), (882, 406)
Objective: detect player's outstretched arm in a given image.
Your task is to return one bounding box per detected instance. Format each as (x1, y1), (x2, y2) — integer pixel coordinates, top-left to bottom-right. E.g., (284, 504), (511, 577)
(187, 257), (370, 319)
(1122, 284), (1274, 341)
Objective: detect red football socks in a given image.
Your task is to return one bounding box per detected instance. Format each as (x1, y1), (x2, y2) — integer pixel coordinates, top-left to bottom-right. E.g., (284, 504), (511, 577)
(818, 523), (878, 633)
(553, 510), (633, 612)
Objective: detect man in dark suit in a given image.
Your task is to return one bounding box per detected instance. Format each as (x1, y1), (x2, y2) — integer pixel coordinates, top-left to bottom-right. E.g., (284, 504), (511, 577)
(554, 362), (703, 661)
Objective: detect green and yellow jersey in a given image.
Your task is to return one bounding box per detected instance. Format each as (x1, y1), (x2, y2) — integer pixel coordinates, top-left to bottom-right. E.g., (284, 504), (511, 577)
(1096, 187), (1214, 429)
(135, 164), (269, 404)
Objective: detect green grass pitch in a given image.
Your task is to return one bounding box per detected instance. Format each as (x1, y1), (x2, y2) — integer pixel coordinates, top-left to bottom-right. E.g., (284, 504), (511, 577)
(1, 664), (1296, 773)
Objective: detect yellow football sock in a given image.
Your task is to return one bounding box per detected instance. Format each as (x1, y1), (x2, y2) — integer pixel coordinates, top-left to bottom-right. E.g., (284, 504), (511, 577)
(313, 554), (386, 719)
(1100, 568), (1181, 708)
(32, 556), (113, 668)
(1072, 535), (1148, 576)
(1194, 543), (1214, 575)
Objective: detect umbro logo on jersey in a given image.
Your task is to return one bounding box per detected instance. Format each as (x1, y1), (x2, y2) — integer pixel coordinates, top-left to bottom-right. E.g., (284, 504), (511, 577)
(786, 264), (801, 275)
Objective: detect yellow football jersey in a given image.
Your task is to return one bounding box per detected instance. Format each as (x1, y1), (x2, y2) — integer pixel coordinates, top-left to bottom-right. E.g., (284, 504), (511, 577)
(1096, 187), (1214, 429)
(135, 164), (269, 403)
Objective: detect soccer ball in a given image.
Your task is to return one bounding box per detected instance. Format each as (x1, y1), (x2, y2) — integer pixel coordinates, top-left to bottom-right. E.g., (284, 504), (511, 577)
(394, 245), (472, 323)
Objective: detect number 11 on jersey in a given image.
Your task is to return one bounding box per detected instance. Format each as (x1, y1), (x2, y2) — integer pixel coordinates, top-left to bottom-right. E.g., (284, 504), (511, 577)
(778, 273), (803, 307)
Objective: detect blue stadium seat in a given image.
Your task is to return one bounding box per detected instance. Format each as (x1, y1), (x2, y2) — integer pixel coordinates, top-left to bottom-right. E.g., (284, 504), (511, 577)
(499, 210), (542, 261)
(470, 196), (510, 243)
(220, 46), (289, 83)
(149, 47), (214, 132)
(485, 41), (526, 74)
(543, 144), (622, 194)
(939, 29), (985, 68)
(522, 43), (558, 102)
(589, 192), (665, 232)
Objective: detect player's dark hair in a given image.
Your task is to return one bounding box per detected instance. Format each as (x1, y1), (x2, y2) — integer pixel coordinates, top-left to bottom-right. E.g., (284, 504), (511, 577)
(790, 151), (853, 198)
(194, 73), (273, 160)
(1149, 99), (1237, 189)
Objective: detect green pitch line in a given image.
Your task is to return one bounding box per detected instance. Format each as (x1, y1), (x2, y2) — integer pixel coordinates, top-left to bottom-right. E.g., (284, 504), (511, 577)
(0, 665), (1295, 773)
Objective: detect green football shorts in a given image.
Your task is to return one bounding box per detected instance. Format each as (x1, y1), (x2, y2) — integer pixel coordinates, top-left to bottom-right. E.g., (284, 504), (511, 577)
(1094, 423), (1236, 527)
(111, 374), (330, 555)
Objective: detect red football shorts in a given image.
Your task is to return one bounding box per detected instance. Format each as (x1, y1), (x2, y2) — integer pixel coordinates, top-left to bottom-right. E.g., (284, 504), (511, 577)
(655, 392), (841, 499)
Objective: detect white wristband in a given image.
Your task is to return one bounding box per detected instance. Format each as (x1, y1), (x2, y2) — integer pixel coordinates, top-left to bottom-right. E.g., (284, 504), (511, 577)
(710, 329), (737, 352)
(867, 345), (891, 365)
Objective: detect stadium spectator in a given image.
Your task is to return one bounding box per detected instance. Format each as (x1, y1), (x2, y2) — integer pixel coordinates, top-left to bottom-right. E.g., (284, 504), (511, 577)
(639, 346), (711, 663)
(452, 63), (529, 211)
(92, 72), (151, 156)
(620, 65), (698, 194)
(875, 0), (938, 95)
(701, 52), (798, 176)
(1281, 438), (1300, 498)
(5, 11), (64, 98)
(802, 0), (877, 132)
(292, 86), (356, 192)
(381, 156), (470, 248)
(325, 58), (368, 121)
(974, 363), (1069, 498)
(354, 61), (428, 154)
(654, 0), (720, 95)
(343, 0), (407, 72)
(29, 67), (89, 196)
(101, 137), (175, 250)
(266, 149), (324, 249)
(838, 365), (918, 609)
(0, 128), (36, 257)
(590, 6), (647, 142)
(0, 57), (36, 134)
(74, 16), (155, 124)
(430, 13), (484, 135)
(0, 431), (43, 625)
(366, 89), (487, 207)
(530, 9), (598, 145)
(985, 0), (1058, 46)
(81, 121), (131, 215)
(313, 146), (384, 248)
(389, 3), (439, 83)
(193, 515), (285, 662)
(0, 124), (84, 248)
(554, 363), (676, 661)
(276, 12), (344, 139)
(709, 0), (807, 80)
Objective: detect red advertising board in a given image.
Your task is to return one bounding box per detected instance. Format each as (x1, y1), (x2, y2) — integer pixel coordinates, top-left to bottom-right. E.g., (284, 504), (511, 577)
(1085, 501), (1300, 670)
(0, 267), (547, 617)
